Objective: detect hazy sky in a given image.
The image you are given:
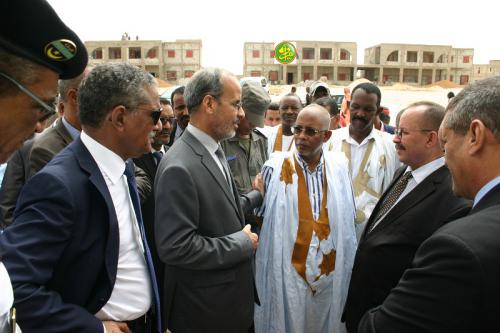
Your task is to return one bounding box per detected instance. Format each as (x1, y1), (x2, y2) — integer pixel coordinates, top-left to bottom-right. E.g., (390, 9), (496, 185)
(47, 0), (499, 75)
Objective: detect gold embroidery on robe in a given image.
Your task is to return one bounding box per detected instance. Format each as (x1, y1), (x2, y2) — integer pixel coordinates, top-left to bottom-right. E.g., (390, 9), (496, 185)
(273, 125), (294, 152)
(280, 157), (295, 185)
(290, 155), (335, 287)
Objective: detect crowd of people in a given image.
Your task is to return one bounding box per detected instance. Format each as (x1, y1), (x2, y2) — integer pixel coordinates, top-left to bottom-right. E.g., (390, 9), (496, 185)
(2, 1), (500, 333)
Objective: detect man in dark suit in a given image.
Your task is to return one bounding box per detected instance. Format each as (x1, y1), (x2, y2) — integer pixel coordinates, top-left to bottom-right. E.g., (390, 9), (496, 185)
(155, 68), (262, 333)
(343, 101), (471, 332)
(133, 99), (174, 298)
(358, 76), (500, 332)
(0, 63), (162, 333)
(167, 86), (189, 146)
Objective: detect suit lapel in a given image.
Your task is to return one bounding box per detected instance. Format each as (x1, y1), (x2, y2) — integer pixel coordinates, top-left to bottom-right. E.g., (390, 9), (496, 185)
(183, 131), (242, 220)
(368, 166), (447, 236)
(71, 138), (119, 285)
(362, 167), (406, 240)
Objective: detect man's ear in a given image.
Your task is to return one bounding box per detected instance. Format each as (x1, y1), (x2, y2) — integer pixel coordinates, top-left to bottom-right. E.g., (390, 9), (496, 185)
(67, 88), (78, 105)
(376, 107), (383, 116)
(108, 105), (127, 131)
(469, 119), (487, 155)
(203, 95), (217, 115)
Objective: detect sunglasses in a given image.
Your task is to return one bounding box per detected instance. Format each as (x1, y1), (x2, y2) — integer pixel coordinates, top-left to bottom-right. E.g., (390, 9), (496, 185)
(0, 71), (56, 121)
(292, 125), (328, 137)
(159, 116), (175, 125)
(129, 107), (162, 125)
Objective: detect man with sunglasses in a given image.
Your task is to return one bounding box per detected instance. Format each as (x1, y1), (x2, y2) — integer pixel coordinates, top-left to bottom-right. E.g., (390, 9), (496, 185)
(1, 63), (163, 333)
(255, 104), (357, 333)
(0, 0), (87, 332)
(327, 83), (399, 240)
(343, 101), (471, 333)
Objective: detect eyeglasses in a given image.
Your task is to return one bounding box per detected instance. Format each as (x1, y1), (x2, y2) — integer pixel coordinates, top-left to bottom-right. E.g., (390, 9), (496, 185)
(292, 125), (328, 137)
(159, 116), (175, 125)
(208, 94), (241, 111)
(395, 127), (434, 138)
(0, 71), (56, 121)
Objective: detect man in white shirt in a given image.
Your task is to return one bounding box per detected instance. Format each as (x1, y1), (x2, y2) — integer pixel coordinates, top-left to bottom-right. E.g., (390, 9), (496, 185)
(327, 83), (399, 239)
(343, 101), (471, 333)
(0, 63), (162, 333)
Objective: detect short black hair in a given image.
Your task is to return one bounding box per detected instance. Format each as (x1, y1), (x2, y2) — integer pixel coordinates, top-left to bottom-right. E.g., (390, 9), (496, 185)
(171, 86), (185, 106)
(315, 97), (339, 116)
(447, 91), (455, 99)
(351, 82), (382, 108)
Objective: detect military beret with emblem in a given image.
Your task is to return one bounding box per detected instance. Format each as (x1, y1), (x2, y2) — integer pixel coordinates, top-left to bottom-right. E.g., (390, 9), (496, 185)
(0, 0), (88, 79)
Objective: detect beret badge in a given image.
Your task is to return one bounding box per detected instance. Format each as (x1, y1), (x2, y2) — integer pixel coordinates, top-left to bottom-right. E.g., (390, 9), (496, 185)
(44, 39), (77, 61)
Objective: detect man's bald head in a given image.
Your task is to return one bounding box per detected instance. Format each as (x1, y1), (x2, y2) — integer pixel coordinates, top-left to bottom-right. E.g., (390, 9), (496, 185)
(297, 104), (331, 131)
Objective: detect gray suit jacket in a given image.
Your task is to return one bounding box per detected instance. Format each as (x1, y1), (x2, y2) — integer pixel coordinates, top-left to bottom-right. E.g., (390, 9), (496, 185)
(154, 129), (261, 333)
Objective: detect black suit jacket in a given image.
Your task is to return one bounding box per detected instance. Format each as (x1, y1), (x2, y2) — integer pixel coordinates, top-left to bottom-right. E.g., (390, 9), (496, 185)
(344, 165), (471, 333)
(133, 148), (167, 297)
(154, 129), (261, 333)
(357, 183), (500, 333)
(0, 138), (120, 333)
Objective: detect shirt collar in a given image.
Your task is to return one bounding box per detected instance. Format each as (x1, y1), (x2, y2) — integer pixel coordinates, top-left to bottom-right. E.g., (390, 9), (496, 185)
(474, 176), (500, 207)
(80, 131), (126, 185)
(187, 123), (219, 154)
(295, 151), (324, 174)
(61, 116), (81, 141)
(406, 156), (445, 184)
(345, 127), (376, 146)
(151, 145), (166, 154)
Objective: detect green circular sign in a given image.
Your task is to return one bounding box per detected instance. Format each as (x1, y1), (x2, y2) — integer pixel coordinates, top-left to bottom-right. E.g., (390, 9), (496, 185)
(275, 41), (296, 65)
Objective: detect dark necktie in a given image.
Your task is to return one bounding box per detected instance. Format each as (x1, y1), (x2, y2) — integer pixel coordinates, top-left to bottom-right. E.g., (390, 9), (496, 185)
(152, 151), (163, 165)
(124, 162), (162, 332)
(215, 146), (234, 194)
(370, 171), (413, 231)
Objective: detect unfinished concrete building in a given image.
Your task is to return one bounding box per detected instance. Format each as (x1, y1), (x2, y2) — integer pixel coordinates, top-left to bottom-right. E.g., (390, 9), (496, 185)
(363, 43), (474, 85)
(243, 41), (357, 85)
(85, 39), (202, 83)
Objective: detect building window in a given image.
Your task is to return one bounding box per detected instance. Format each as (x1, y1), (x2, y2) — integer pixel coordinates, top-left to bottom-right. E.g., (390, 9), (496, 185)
(166, 71), (177, 81)
(437, 54), (446, 63)
(270, 50), (275, 58)
(167, 50), (175, 58)
(250, 71), (261, 77)
(423, 52), (434, 63)
(340, 49), (351, 61)
(302, 48), (315, 60)
(129, 47), (141, 59)
(338, 73), (347, 81)
(147, 48), (157, 58)
(252, 50), (260, 58)
(303, 73), (311, 81)
(406, 51), (417, 63)
(186, 50), (193, 58)
(269, 70), (278, 81)
(109, 47), (121, 59)
(460, 75), (469, 85)
(463, 56), (470, 63)
(320, 48), (332, 60)
(386, 51), (398, 62)
(451, 56), (454, 63)
(91, 48), (102, 59)
(184, 70), (194, 78)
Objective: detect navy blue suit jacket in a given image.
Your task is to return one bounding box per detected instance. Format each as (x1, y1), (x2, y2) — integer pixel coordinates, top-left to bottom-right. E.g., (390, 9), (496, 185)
(0, 138), (119, 333)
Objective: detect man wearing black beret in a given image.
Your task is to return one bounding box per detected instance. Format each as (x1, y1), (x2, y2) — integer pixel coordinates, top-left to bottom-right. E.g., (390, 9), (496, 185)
(0, 0), (87, 332)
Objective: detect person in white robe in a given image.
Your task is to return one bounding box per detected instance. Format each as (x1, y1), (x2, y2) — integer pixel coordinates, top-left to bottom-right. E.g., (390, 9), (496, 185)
(255, 105), (357, 333)
(326, 83), (399, 239)
(266, 94), (303, 155)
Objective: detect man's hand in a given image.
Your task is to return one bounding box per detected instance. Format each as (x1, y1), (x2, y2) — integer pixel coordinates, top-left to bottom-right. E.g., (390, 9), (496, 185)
(253, 173), (264, 196)
(242, 224), (258, 251)
(102, 321), (132, 333)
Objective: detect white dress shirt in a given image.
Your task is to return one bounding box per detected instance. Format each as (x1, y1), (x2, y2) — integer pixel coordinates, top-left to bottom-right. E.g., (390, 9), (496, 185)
(343, 129), (377, 179)
(187, 123), (226, 180)
(80, 131), (152, 322)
